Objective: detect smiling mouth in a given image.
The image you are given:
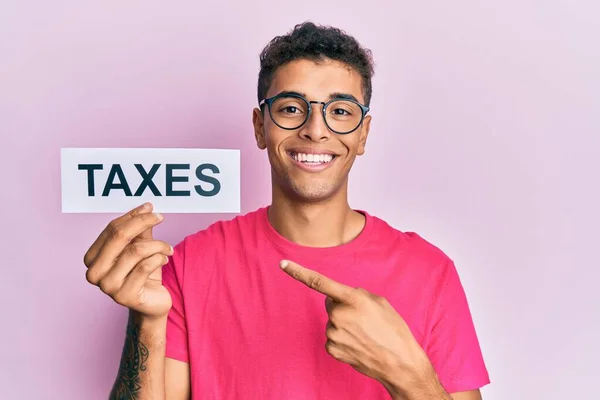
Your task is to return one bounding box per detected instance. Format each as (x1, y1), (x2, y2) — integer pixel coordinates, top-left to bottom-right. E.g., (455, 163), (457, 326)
(287, 151), (337, 165)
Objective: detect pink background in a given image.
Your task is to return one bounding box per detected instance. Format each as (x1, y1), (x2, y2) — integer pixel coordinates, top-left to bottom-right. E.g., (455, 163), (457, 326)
(1, 1), (598, 399)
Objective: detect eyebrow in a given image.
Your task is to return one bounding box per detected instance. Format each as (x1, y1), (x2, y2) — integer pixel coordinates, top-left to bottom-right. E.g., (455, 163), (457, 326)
(277, 90), (361, 103)
(329, 92), (360, 103)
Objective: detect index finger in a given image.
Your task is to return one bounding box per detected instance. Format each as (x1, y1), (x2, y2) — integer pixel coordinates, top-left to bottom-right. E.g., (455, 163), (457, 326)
(280, 260), (355, 303)
(84, 202), (156, 266)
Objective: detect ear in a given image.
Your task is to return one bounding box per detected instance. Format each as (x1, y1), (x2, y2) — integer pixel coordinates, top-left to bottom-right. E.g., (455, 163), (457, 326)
(356, 115), (372, 156)
(252, 107), (267, 150)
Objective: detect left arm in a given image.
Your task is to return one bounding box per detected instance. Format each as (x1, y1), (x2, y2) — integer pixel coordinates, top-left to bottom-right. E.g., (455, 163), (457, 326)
(279, 260), (488, 400)
(381, 354), (481, 400)
(450, 390), (482, 400)
(384, 373), (481, 399)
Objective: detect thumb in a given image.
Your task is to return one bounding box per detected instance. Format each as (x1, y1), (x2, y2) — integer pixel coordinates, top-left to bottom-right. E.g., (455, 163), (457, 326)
(140, 226), (160, 281)
(138, 226), (154, 241)
(137, 202), (155, 241)
(148, 237), (166, 282)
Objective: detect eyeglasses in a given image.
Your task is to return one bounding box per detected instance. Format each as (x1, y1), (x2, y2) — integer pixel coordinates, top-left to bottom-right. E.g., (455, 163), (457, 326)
(259, 93), (370, 135)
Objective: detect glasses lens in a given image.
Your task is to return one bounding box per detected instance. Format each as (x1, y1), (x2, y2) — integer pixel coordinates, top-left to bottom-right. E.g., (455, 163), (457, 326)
(325, 100), (363, 133)
(270, 96), (309, 129)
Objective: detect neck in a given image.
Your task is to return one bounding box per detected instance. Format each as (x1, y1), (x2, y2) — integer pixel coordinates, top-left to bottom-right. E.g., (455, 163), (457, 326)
(268, 182), (365, 248)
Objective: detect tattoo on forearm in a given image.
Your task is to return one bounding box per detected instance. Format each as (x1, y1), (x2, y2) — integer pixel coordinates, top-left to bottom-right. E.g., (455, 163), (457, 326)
(109, 317), (150, 400)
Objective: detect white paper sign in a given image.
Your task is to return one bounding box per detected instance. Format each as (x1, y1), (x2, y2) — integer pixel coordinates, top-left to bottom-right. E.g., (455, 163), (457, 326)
(61, 148), (240, 213)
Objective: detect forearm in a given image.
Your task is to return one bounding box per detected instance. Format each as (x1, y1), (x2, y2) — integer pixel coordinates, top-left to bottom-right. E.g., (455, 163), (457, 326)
(384, 374), (451, 400)
(109, 310), (168, 400)
(381, 354), (451, 400)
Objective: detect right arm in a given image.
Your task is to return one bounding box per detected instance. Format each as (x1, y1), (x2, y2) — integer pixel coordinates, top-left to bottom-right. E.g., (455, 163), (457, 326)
(109, 311), (191, 400)
(84, 202), (191, 399)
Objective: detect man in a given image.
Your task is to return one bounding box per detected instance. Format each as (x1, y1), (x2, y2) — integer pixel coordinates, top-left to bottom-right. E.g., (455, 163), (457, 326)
(84, 22), (489, 399)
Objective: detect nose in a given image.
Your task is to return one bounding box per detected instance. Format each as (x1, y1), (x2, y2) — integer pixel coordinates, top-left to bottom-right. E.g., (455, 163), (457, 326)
(298, 103), (331, 142)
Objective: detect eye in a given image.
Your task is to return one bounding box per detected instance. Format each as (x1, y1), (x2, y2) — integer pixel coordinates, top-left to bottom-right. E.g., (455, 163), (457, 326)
(282, 106), (302, 114)
(327, 100), (358, 118)
(274, 100), (306, 115)
(331, 108), (351, 116)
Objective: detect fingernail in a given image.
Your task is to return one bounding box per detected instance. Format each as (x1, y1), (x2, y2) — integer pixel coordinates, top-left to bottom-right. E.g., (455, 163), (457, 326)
(170, 245), (174, 254)
(280, 260), (289, 269)
(142, 202), (152, 210)
(154, 213), (163, 221)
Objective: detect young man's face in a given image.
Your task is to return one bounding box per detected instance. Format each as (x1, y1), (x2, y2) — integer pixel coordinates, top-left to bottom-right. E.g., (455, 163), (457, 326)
(253, 58), (372, 202)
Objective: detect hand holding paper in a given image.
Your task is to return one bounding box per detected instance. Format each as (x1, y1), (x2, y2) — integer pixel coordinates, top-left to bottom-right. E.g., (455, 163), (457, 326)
(84, 202), (174, 319)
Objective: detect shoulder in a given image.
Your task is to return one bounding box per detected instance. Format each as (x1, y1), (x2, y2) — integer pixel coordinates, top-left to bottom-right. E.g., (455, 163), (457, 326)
(180, 207), (264, 249)
(370, 214), (452, 262)
(369, 213), (456, 276)
(167, 207), (265, 282)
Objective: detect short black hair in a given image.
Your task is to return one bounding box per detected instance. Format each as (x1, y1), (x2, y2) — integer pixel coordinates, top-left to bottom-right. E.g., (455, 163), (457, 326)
(257, 22), (375, 107)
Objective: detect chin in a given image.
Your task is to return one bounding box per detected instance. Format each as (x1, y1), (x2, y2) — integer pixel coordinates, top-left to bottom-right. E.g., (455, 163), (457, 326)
(287, 181), (342, 203)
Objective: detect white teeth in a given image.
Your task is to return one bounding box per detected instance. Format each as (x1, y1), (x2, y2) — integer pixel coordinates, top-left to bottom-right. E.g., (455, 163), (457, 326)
(291, 152), (334, 163)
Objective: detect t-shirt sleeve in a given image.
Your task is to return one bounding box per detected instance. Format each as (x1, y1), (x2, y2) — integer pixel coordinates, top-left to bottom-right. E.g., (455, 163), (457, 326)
(161, 239), (190, 363)
(425, 261), (490, 393)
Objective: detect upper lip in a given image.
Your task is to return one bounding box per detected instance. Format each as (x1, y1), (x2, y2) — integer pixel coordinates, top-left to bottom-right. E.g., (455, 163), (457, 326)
(287, 147), (338, 156)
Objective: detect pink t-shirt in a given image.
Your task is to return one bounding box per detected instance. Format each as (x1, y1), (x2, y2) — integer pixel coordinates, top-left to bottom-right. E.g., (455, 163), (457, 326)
(162, 207), (489, 398)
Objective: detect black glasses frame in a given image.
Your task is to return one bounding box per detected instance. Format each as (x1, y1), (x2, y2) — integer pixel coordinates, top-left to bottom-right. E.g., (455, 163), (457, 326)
(259, 93), (370, 135)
